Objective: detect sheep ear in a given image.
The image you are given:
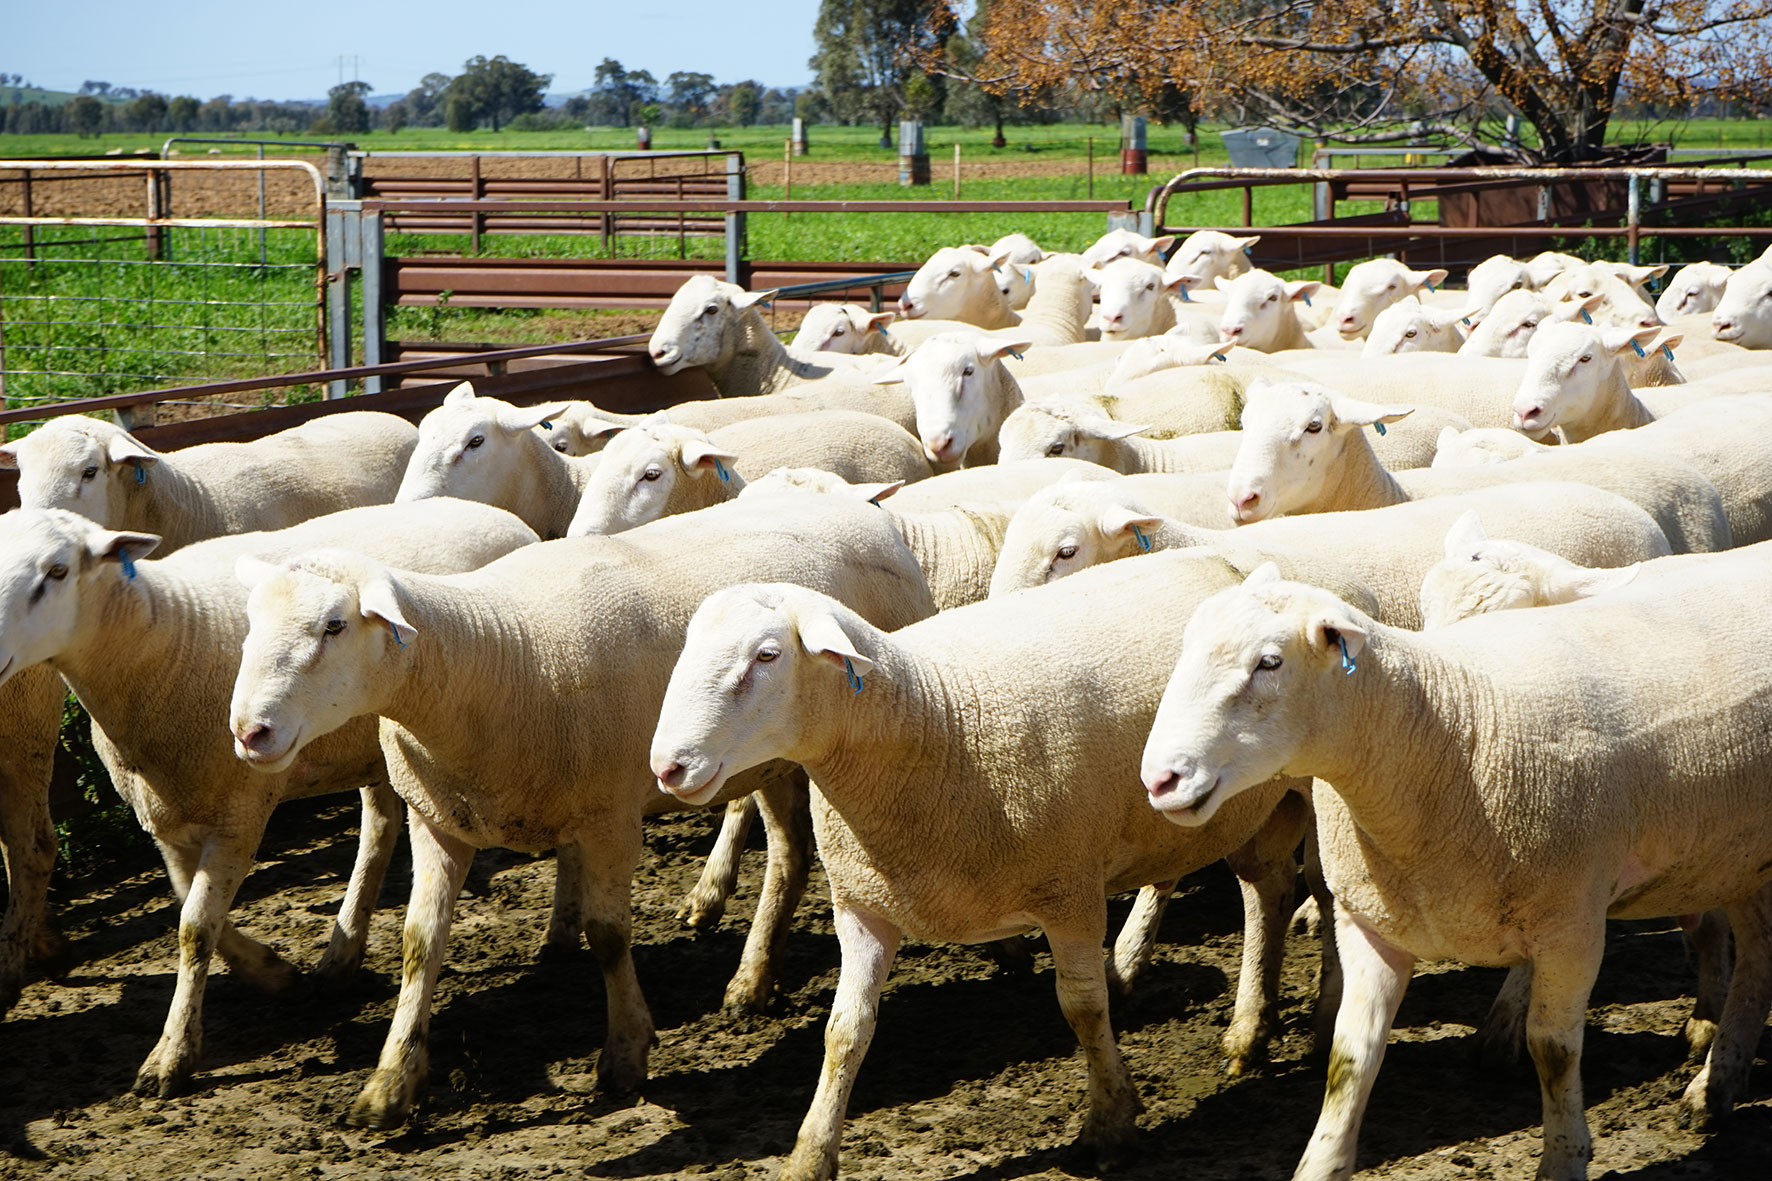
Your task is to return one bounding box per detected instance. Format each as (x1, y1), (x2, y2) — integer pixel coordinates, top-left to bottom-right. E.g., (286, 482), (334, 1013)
(978, 339), (1033, 363)
(1653, 331), (1684, 354)
(1433, 426), (1463, 456)
(1285, 280), (1320, 304)
(499, 402), (570, 434)
(732, 288), (778, 310)
(1443, 510), (1488, 556)
(987, 244), (1017, 269)
(1084, 266), (1107, 286)
(88, 528), (161, 565)
(582, 418), (627, 440)
(797, 608), (873, 677)
(444, 381), (477, 406)
(1311, 606), (1368, 665)
(1244, 561), (1283, 588)
(1099, 503), (1162, 541)
(360, 573), (417, 648)
(1543, 562), (1639, 603)
(1093, 419), (1155, 441)
(1604, 325), (1661, 355)
(1411, 267), (1450, 291)
(854, 479), (904, 504)
(865, 311), (896, 332)
(0, 443), (16, 469)
(1150, 234), (1177, 254)
(680, 438), (740, 478)
(236, 555), (278, 590)
(1214, 275), (1235, 293)
(107, 431), (158, 467)
(1233, 234), (1261, 251)
(872, 359), (907, 385)
(1327, 392), (1414, 430)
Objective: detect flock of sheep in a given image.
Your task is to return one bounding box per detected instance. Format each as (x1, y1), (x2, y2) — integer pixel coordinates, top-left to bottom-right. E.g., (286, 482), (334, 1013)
(2, 221), (1772, 1181)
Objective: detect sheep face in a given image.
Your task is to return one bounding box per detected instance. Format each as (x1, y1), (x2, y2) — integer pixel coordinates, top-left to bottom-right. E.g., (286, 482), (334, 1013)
(1654, 262), (1731, 321)
(875, 334), (1024, 465)
(1227, 380), (1414, 522)
(1512, 322), (1658, 436)
(1711, 259), (1772, 347)
(1164, 230), (1257, 292)
(0, 509), (158, 688)
(898, 246), (1002, 320)
(1459, 290), (1592, 359)
(230, 554), (412, 774)
(1430, 426), (1544, 469)
(1079, 228), (1174, 270)
(568, 424), (738, 536)
(987, 484), (1160, 597)
(0, 418), (159, 529)
(1543, 264), (1659, 331)
(1106, 334), (1227, 384)
(1464, 255), (1531, 315)
(794, 304), (891, 354)
(397, 385), (567, 504)
(1216, 270), (1318, 351)
(1091, 258), (1178, 340)
(538, 406), (625, 457)
(996, 403), (1091, 463)
(649, 275), (773, 374)
(1362, 297), (1469, 357)
(1142, 565), (1366, 826)
(1418, 511), (1638, 630)
(651, 584), (868, 808)
(1330, 260), (1447, 340)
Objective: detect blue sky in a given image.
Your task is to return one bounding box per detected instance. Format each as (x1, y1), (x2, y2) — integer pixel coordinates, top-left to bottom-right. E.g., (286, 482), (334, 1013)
(8, 0), (826, 99)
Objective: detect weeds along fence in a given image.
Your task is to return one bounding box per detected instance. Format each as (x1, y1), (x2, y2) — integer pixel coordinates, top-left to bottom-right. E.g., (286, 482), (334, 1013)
(0, 159), (327, 433)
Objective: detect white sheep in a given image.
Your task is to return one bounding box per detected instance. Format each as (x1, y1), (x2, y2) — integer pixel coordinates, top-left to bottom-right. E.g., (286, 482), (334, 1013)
(536, 401), (651, 456)
(566, 412), (931, 535)
(895, 244), (1021, 328)
(1463, 254), (1534, 315)
(0, 664), (68, 1016)
(1228, 378), (1731, 553)
(0, 412), (418, 551)
(988, 476), (1670, 629)
(647, 275), (894, 398)
(1141, 559), (1772, 1180)
(650, 547), (1370, 1179)
(1710, 255), (1772, 347)
(395, 384), (592, 539)
(1328, 259), (1448, 340)
(1164, 230), (1259, 294)
(1091, 257), (1192, 340)
(988, 232), (1046, 309)
(1079, 227), (1175, 269)
(870, 332), (1031, 466)
(1216, 269), (1332, 351)
(225, 494), (937, 1130)
(1273, 352), (1555, 432)
(1523, 249), (1588, 288)
(1655, 261), (1733, 322)
(1542, 262), (1661, 330)
(0, 500), (535, 1098)
(791, 304), (901, 355)
(1002, 253), (1094, 346)
(1360, 296), (1477, 357)
(1511, 321), (1708, 440)
(1457, 289), (1600, 358)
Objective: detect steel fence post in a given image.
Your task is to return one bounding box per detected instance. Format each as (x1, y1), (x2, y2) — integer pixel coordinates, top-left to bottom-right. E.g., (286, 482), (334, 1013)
(360, 209), (386, 395)
(725, 153), (747, 287)
(1627, 175), (1641, 267)
(325, 206), (351, 398)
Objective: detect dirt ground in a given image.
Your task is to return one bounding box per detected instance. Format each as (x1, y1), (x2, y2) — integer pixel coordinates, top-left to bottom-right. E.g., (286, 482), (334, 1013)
(2, 794), (1767, 1181)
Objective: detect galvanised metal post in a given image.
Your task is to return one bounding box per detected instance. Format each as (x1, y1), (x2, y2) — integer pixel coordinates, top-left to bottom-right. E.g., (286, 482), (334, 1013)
(359, 209), (386, 394)
(324, 204), (353, 398)
(725, 153), (747, 287)
(1627, 175), (1641, 266)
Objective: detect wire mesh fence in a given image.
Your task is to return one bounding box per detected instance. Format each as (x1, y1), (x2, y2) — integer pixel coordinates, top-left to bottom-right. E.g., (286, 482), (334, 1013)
(0, 223), (322, 428)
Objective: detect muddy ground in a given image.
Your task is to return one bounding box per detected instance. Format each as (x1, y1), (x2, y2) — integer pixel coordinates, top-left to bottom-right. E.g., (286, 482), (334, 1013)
(1, 793), (1767, 1180)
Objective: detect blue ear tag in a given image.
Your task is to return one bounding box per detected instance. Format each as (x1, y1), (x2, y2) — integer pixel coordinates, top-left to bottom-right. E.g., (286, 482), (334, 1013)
(390, 622), (406, 650)
(118, 546), (136, 581)
(1461, 316), (1472, 326)
(1373, 421), (1387, 436)
(879, 325), (890, 336)
(1209, 351), (1227, 363)
(1302, 294), (1312, 307)
(1243, 245), (1254, 257)
(1338, 633), (1356, 675)
(1579, 308), (1592, 324)
(1131, 523), (1153, 552)
(1661, 343), (1675, 361)
(540, 419), (553, 430)
(713, 457), (731, 483)
(1630, 338), (1646, 357)
(1022, 267), (1032, 283)
(842, 656), (864, 694)
(1178, 286), (1192, 303)
(1008, 349), (1024, 360)
(134, 460), (147, 485)
(1425, 279), (1438, 293)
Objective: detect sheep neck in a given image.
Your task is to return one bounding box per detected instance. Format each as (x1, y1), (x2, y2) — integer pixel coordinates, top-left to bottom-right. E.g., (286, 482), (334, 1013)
(1566, 365), (1656, 441)
(512, 429), (594, 540)
(1017, 277), (1091, 343)
(1256, 309), (1311, 353)
(121, 458), (223, 553)
(1315, 429), (1408, 513)
(892, 507), (1009, 611)
(717, 306), (843, 398)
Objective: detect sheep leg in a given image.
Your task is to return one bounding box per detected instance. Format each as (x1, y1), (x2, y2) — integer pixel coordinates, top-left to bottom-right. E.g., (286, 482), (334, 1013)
(541, 842), (586, 959)
(0, 668), (72, 1014)
(134, 834), (266, 1098)
(1221, 791), (1310, 1074)
(780, 904), (900, 1181)
(574, 832), (655, 1095)
(1106, 884), (1175, 997)
(1524, 934), (1605, 1180)
(1049, 924), (1142, 1168)
(1682, 908), (1732, 1057)
(1292, 905), (1414, 1181)
(680, 795), (757, 931)
(312, 778), (403, 990)
(1472, 964), (1533, 1068)
(1302, 820), (1340, 1056)
(1680, 882), (1772, 1130)
(723, 773), (811, 1013)
(347, 812), (474, 1129)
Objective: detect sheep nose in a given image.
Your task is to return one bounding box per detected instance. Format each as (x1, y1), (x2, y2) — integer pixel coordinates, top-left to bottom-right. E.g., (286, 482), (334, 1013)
(654, 759), (686, 790)
(1145, 769), (1182, 801)
(897, 296), (915, 316)
(1102, 312), (1123, 327)
(234, 721), (277, 758)
(1233, 491), (1260, 518)
(924, 433), (959, 464)
(1222, 324), (1244, 341)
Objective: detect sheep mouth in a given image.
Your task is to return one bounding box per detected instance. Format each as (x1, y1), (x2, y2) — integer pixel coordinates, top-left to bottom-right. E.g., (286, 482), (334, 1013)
(1713, 322), (1744, 342)
(1149, 773), (1222, 826)
(0, 655), (13, 685)
(237, 726), (301, 772)
(659, 762), (724, 807)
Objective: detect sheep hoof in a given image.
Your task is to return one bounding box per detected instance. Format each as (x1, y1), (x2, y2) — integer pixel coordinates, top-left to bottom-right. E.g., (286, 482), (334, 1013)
(346, 1072), (413, 1130)
(309, 957), (362, 997)
(535, 940), (583, 966)
(776, 1141), (839, 1181)
(721, 977), (775, 1015)
(132, 1054), (194, 1100)
(1683, 1017), (1718, 1060)
(1074, 1122), (1139, 1173)
(675, 894), (728, 931)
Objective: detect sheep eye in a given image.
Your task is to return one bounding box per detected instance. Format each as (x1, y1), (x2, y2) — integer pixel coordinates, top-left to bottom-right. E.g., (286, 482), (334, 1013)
(467, 434), (485, 450)
(554, 440), (570, 453)
(323, 619), (345, 636)
(1057, 545), (1078, 560)
(642, 467), (663, 482)
(1265, 293), (1277, 303)
(1576, 290), (1594, 299)
(1404, 329), (1418, 338)
(962, 365), (975, 378)
(755, 648), (779, 663)
(1511, 281), (1523, 290)
(1045, 442), (1066, 457)
(832, 326), (845, 336)
(1257, 653), (1282, 671)
(46, 564), (68, 581)
(701, 305), (718, 317)
(1304, 421), (1323, 434)
(947, 269), (960, 279)
(1578, 354), (1593, 364)
(81, 465), (99, 481)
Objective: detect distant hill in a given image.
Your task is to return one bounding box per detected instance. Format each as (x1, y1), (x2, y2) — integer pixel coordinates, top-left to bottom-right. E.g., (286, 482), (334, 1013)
(2, 86), (128, 107)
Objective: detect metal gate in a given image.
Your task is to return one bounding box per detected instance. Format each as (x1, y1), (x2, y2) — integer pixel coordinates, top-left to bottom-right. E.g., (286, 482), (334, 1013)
(0, 159), (327, 432)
